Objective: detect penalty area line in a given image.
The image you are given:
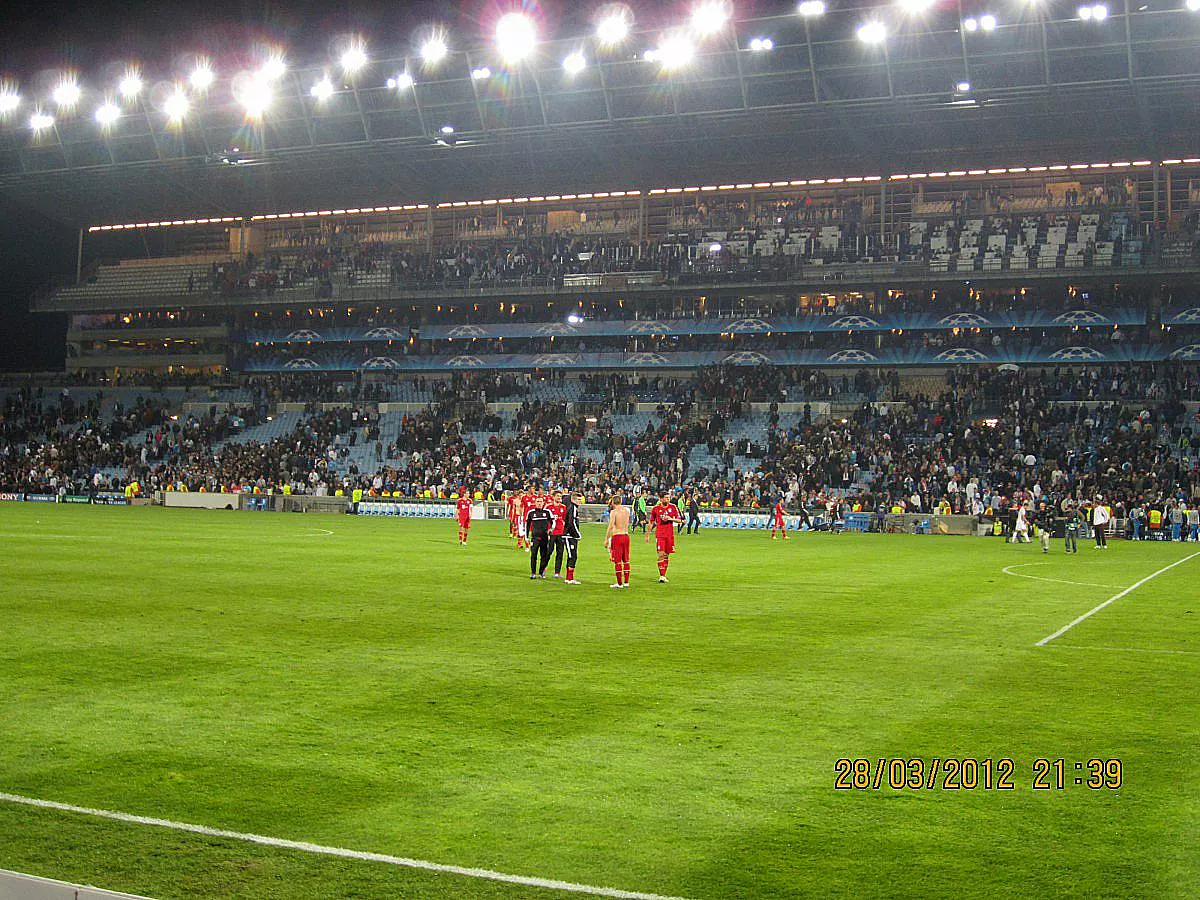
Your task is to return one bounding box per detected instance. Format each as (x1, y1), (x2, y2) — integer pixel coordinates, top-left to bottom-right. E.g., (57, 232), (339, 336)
(0, 792), (690, 900)
(1035, 550), (1200, 647)
(1001, 563), (1120, 590)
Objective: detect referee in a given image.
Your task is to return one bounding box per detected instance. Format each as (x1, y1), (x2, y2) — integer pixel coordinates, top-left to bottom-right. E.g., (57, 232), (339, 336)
(560, 490), (583, 584)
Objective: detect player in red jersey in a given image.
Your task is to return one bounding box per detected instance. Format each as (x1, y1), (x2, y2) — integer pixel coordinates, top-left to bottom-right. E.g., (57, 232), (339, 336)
(647, 492), (683, 582)
(505, 491), (518, 540)
(770, 496), (789, 540)
(456, 489), (473, 545)
(517, 487), (537, 550)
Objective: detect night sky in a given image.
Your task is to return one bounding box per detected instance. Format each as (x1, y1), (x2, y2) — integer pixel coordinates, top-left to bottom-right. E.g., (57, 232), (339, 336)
(0, 0), (717, 371)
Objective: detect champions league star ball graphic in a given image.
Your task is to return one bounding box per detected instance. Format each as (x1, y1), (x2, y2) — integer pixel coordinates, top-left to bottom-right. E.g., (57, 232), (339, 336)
(1052, 309), (1111, 326)
(1168, 344), (1200, 361)
(283, 358), (321, 370)
(829, 315), (881, 330)
(933, 347), (990, 363)
(446, 355), (487, 367)
(724, 318), (775, 333)
(445, 325), (489, 338)
(532, 323), (580, 336)
(1049, 346), (1107, 362)
(624, 352), (672, 366)
(1169, 307), (1200, 325)
(285, 329), (324, 342)
(624, 321), (673, 334)
(937, 312), (992, 328)
(722, 351), (775, 366)
(361, 357), (402, 370)
(531, 353), (581, 367)
(826, 348), (879, 363)
(364, 327), (407, 340)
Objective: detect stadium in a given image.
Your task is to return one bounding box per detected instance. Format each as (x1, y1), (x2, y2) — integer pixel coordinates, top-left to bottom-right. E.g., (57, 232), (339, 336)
(1, 0), (1199, 896)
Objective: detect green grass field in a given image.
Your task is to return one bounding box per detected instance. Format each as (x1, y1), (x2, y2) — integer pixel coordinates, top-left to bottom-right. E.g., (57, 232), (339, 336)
(0, 504), (1197, 899)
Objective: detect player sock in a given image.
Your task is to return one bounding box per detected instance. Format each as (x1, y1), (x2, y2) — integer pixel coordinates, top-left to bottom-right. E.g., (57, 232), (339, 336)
(566, 567), (574, 580)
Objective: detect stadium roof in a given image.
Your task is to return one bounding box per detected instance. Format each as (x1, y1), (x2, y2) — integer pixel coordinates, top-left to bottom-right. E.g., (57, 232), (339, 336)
(0, 1), (1198, 227)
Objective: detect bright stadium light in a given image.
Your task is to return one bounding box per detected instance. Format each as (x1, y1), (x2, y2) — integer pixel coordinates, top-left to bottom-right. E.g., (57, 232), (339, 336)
(1078, 3), (1108, 18)
(310, 76), (334, 100)
(691, 1), (731, 35)
(749, 36), (774, 51)
(471, 66), (492, 80)
(963, 17), (979, 30)
(440, 123), (455, 134)
(956, 80), (972, 93)
(797, 0), (826, 16)
(656, 33), (696, 70)
(29, 110), (54, 131)
(596, 11), (632, 45)
(563, 51), (587, 75)
(1188, 0), (1200, 12)
(53, 80), (81, 107)
(260, 56), (287, 81)
(238, 77), (274, 118)
(858, 21), (888, 43)
(163, 89), (189, 121)
(340, 43), (368, 74)
(0, 90), (20, 114)
(388, 72), (415, 89)
(94, 102), (121, 126)
(980, 13), (998, 29)
(118, 72), (143, 99)
(421, 36), (449, 63)
(189, 64), (215, 91)
(496, 12), (537, 63)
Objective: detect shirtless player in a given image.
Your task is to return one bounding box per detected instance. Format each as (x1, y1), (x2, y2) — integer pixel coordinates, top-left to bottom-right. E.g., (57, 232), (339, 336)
(605, 494), (632, 589)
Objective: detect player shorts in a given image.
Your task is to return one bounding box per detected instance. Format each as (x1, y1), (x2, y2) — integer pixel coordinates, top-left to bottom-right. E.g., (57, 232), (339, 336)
(773, 515), (785, 528)
(458, 514), (471, 528)
(656, 529), (675, 554)
(610, 533), (630, 564)
(518, 518), (527, 538)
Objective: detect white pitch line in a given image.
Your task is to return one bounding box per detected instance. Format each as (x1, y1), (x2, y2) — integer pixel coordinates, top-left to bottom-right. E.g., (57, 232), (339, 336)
(300, 528), (334, 536)
(1049, 644), (1200, 656)
(0, 792), (689, 900)
(1035, 550), (1200, 647)
(1002, 563), (1120, 590)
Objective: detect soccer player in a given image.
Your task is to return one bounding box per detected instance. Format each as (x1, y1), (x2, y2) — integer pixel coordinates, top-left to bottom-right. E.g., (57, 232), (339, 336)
(1092, 496), (1110, 549)
(505, 490), (518, 542)
(547, 490), (568, 579)
(647, 492), (683, 583)
(770, 495), (789, 540)
(562, 490), (583, 584)
(456, 489), (473, 546)
(633, 491), (649, 534)
(517, 487), (536, 551)
(605, 494), (631, 588)
(526, 494), (553, 579)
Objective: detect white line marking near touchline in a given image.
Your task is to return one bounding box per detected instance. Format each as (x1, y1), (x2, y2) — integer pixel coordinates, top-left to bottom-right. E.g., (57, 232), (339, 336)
(0, 793), (690, 900)
(1035, 550), (1200, 647)
(1050, 644), (1200, 656)
(1001, 563), (1119, 590)
(300, 528), (334, 536)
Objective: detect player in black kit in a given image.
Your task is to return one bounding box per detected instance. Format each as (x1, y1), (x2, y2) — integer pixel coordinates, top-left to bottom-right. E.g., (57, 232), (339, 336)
(526, 495), (553, 579)
(558, 490), (583, 584)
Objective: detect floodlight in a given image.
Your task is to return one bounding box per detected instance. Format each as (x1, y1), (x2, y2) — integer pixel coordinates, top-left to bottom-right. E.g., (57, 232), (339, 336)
(340, 44), (368, 74)
(0, 90), (20, 114)
(964, 17), (979, 31)
(260, 56), (287, 81)
(596, 12), (631, 44)
(496, 12), (537, 63)
(163, 90), (189, 121)
(1188, 0), (1200, 12)
(389, 72), (415, 89)
(53, 81), (81, 107)
(691, 1), (731, 35)
(749, 37), (774, 51)
(29, 111), (54, 130)
(857, 21), (887, 43)
(94, 103), (121, 125)
(189, 64), (215, 91)
(421, 37), (448, 63)
(956, 80), (971, 93)
(118, 73), (143, 98)
(563, 51), (587, 75)
(709, 242), (723, 254)
(899, 0), (936, 11)
(657, 33), (696, 70)
(440, 124), (455, 134)
(471, 66), (492, 80)
(797, 0), (826, 16)
(1092, 3), (1109, 18)
(310, 76), (334, 100)
(239, 78), (274, 118)
(980, 13), (998, 29)
(567, 313), (583, 324)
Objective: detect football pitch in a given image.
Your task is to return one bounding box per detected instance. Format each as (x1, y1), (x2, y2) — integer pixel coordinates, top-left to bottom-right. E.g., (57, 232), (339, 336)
(0, 505), (1197, 899)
